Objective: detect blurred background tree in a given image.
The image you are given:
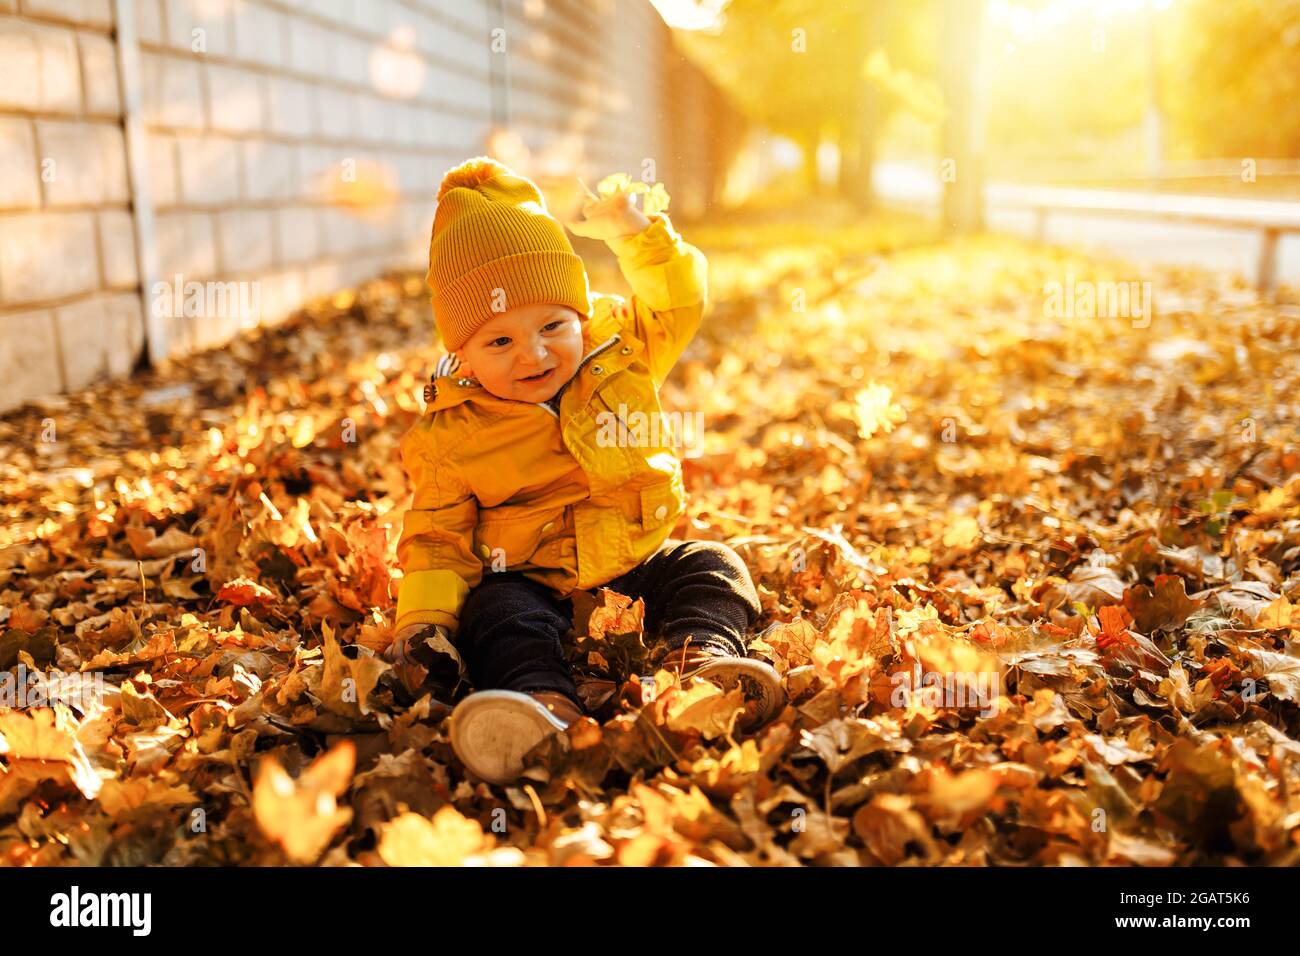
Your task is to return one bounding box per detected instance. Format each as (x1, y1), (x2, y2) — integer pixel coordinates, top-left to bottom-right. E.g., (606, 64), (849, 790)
(1165, 0), (1300, 158)
(675, 0), (942, 208)
(663, 0), (1300, 201)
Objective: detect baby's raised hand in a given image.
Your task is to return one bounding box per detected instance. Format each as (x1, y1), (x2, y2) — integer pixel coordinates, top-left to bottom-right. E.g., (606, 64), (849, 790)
(564, 175), (657, 241)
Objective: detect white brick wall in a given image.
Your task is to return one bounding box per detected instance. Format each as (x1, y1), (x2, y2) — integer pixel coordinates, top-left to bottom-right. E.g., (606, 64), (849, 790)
(0, 0), (729, 413)
(0, 305), (62, 411)
(154, 211), (218, 278)
(0, 18), (82, 112)
(54, 292), (145, 389)
(98, 209), (138, 288)
(36, 120), (129, 205)
(0, 211), (100, 303)
(21, 0), (113, 29)
(0, 117), (41, 209)
(206, 63), (266, 133)
(175, 134), (242, 203)
(79, 32), (121, 115)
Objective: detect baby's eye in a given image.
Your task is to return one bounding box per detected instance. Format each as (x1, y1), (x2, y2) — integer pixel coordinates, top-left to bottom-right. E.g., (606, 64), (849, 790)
(488, 336), (511, 348)
(542, 320), (565, 332)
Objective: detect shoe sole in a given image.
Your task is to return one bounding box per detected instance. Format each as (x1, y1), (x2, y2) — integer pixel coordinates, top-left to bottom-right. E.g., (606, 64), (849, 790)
(448, 690), (569, 785)
(683, 658), (786, 733)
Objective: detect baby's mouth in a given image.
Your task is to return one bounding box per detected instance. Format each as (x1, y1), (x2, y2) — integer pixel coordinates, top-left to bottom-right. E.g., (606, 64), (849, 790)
(519, 368), (555, 383)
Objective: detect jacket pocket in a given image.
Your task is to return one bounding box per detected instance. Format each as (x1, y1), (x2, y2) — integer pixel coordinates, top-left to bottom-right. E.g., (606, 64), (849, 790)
(474, 511), (549, 571)
(639, 480), (680, 532)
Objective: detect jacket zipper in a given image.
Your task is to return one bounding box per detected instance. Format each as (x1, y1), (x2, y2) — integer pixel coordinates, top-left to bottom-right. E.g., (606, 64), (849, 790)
(577, 333), (620, 371)
(534, 333), (622, 421)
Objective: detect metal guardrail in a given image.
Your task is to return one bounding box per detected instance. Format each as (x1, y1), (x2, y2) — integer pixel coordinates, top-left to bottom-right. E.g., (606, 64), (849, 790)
(989, 185), (1300, 293)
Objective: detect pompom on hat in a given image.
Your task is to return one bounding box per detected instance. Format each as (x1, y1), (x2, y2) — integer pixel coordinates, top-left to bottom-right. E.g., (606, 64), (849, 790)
(427, 156), (591, 352)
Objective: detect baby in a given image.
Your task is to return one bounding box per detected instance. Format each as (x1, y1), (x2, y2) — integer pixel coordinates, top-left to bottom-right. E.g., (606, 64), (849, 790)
(391, 157), (783, 784)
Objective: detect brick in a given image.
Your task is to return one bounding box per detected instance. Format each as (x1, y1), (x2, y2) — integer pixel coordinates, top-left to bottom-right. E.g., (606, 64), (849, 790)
(316, 88), (359, 141)
(242, 139), (295, 200)
(275, 206), (318, 262)
(334, 33), (368, 87)
(318, 205), (359, 255)
(0, 307), (62, 411)
(153, 211), (216, 278)
(0, 19), (81, 112)
(398, 154), (433, 196)
(0, 118), (41, 210)
(308, 0), (345, 25)
(297, 144), (343, 200)
(358, 94), (387, 143)
(176, 134), (241, 204)
(0, 27), (38, 112)
(256, 268), (305, 326)
(428, 0), (480, 36)
(231, 0), (283, 67)
(0, 212), (98, 305)
(134, 0), (163, 44)
(267, 76), (314, 137)
(20, 0), (113, 28)
(303, 259), (342, 301)
(287, 19), (335, 78)
(370, 29), (428, 98)
(36, 21), (82, 111)
(187, 274), (256, 348)
(102, 293), (145, 376)
(53, 297), (110, 390)
(206, 62), (265, 133)
(78, 32), (120, 115)
(146, 133), (177, 207)
(52, 294), (145, 390)
(141, 52), (203, 129)
(36, 121), (129, 206)
(215, 208), (275, 273)
(167, 0), (232, 56)
(98, 210), (138, 288)
(341, 0), (377, 35)
(389, 103), (412, 147)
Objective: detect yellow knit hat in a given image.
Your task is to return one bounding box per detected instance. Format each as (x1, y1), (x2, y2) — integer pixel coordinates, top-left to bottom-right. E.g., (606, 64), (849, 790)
(427, 157), (591, 351)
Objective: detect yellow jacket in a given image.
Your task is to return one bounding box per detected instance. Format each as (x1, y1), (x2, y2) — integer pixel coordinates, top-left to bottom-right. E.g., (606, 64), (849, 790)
(394, 212), (707, 633)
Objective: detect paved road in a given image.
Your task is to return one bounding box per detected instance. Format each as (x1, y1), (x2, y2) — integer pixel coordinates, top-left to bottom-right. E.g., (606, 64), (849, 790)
(873, 161), (1300, 289)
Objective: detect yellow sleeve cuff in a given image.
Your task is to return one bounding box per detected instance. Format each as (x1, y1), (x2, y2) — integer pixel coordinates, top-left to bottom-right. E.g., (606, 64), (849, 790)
(607, 214), (706, 314)
(395, 569), (471, 632)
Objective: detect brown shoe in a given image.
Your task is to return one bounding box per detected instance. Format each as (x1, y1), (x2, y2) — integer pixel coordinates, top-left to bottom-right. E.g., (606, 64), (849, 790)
(653, 647), (785, 733)
(528, 690), (584, 726)
(448, 689), (584, 785)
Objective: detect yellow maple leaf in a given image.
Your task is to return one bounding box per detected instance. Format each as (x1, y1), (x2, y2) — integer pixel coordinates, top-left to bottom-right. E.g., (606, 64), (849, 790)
(253, 740), (354, 864)
(378, 808), (491, 867)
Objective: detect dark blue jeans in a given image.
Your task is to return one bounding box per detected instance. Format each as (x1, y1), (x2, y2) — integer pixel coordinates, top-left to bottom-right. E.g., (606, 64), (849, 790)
(454, 539), (761, 709)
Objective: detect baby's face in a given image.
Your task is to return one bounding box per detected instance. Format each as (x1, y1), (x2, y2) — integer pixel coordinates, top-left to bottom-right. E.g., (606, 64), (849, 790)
(455, 303), (585, 403)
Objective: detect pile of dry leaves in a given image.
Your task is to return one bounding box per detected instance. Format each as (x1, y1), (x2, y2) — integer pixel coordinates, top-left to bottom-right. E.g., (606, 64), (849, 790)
(1, 202), (1299, 866)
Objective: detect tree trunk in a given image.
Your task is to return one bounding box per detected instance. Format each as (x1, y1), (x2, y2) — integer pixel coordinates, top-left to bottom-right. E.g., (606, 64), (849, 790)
(940, 0), (986, 234)
(838, 120), (860, 201)
(800, 129), (822, 194)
